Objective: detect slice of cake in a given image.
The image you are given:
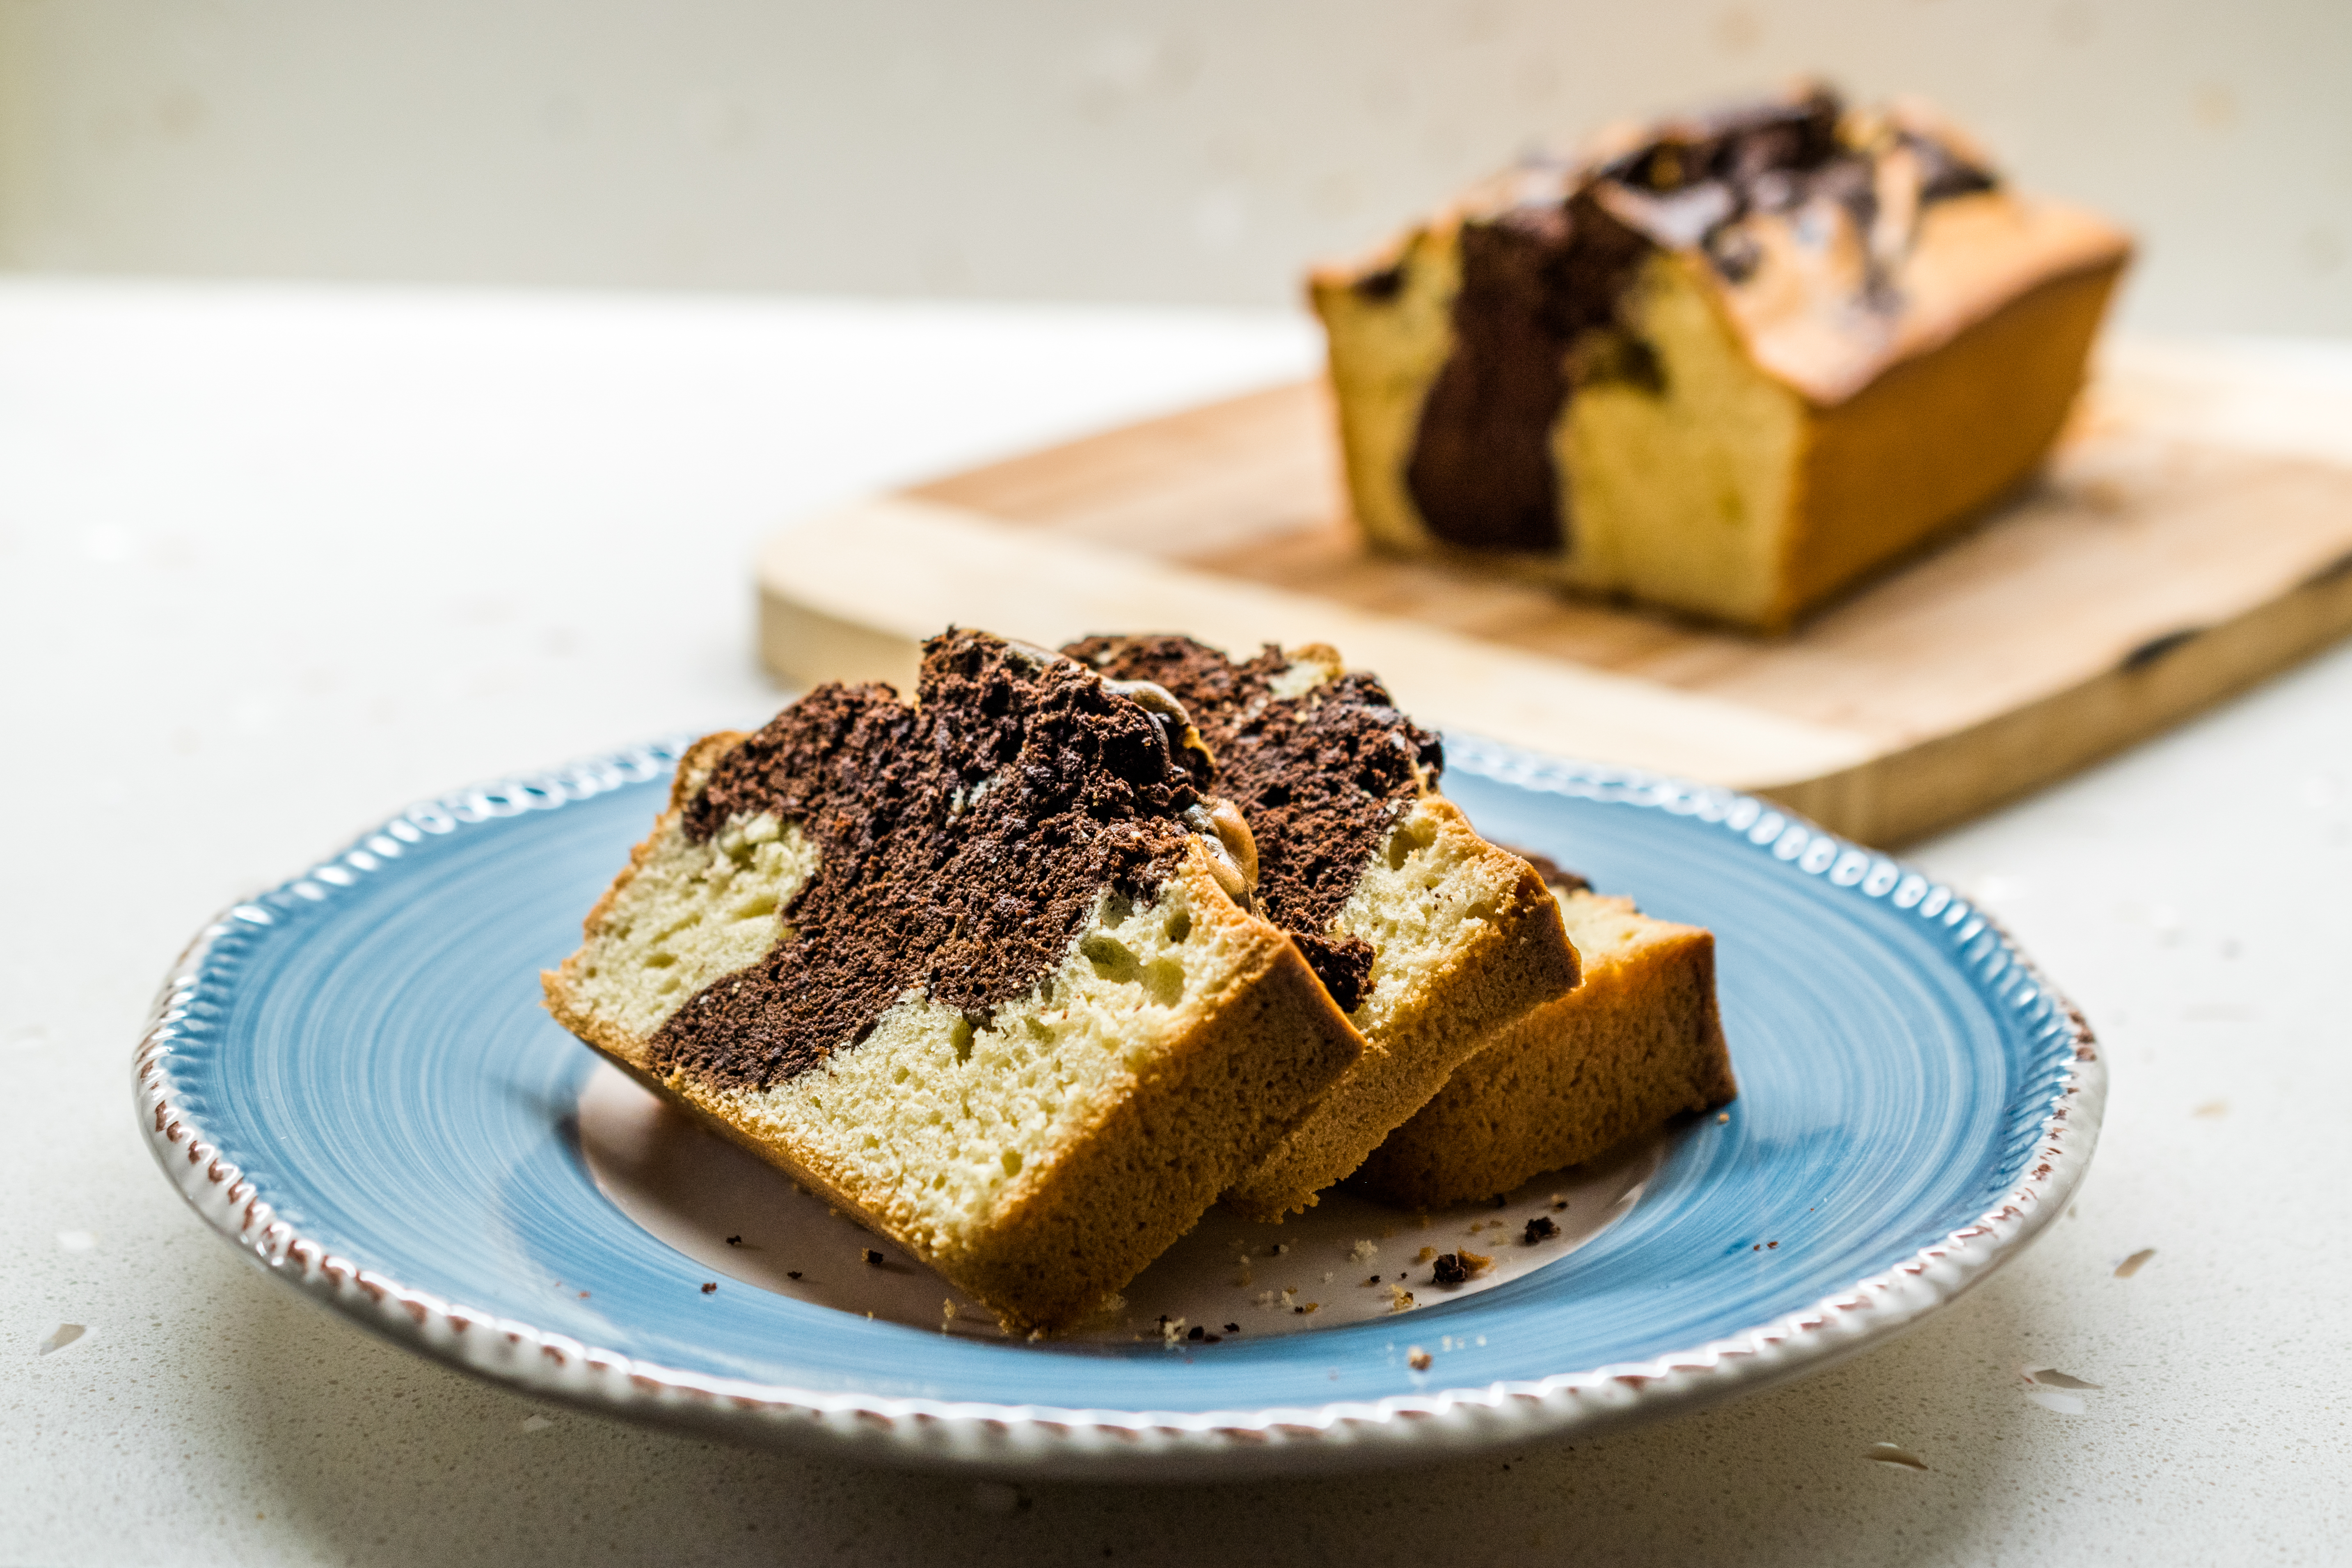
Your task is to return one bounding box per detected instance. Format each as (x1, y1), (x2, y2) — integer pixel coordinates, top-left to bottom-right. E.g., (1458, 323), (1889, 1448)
(1311, 82), (2133, 631)
(1063, 634), (1579, 1220)
(1354, 854), (1735, 1209)
(543, 630), (1364, 1331)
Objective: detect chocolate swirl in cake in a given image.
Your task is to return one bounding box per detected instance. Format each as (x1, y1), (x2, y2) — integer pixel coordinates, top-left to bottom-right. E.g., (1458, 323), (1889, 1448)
(651, 630), (1210, 1090)
(1063, 635), (1442, 1015)
(1399, 83), (1997, 554)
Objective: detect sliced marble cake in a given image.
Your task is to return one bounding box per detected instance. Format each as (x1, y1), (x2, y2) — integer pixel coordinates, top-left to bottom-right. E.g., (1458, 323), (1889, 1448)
(543, 629), (1362, 1330)
(1063, 634), (1578, 1219)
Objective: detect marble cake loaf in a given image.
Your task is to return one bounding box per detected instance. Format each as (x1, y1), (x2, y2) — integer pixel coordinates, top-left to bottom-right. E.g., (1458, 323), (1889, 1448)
(542, 630), (1363, 1331)
(1356, 854), (1734, 1209)
(1311, 82), (2132, 632)
(1064, 634), (1579, 1220)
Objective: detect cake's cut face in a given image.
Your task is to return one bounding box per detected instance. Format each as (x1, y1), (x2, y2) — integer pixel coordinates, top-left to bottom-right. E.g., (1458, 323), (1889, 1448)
(545, 630), (1363, 1330)
(1354, 856), (1736, 1209)
(1064, 634), (1580, 1220)
(1312, 83), (2133, 631)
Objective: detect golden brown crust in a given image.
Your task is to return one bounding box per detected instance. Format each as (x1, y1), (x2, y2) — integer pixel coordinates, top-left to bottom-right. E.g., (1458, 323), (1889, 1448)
(1353, 890), (1735, 1208)
(1220, 816), (1579, 1220)
(1766, 259), (2126, 628)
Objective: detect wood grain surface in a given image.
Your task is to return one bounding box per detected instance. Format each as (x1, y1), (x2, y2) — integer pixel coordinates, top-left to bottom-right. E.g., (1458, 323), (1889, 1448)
(761, 343), (2352, 845)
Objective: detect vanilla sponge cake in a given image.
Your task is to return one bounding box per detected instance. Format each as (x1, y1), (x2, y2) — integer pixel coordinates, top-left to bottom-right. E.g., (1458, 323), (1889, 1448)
(1356, 855), (1734, 1209)
(1312, 83), (2132, 632)
(543, 630), (1363, 1330)
(1064, 635), (1579, 1220)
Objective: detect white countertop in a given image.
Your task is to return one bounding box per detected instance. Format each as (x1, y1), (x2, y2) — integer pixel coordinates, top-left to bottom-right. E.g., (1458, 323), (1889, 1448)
(5, 280), (2348, 1566)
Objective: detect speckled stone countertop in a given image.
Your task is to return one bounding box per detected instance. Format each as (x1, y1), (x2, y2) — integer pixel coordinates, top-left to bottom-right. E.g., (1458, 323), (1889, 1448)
(5, 281), (2348, 1566)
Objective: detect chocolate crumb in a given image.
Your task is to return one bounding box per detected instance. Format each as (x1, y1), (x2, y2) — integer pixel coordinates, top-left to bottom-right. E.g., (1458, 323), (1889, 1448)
(1490, 1194), (1508, 1209)
(1408, 1347), (1432, 1371)
(1524, 1216), (1560, 1244)
(700, 1282), (717, 1294)
(787, 1270), (803, 1280)
(1766, 1241), (1778, 1250)
(862, 1248), (885, 1267)
(1224, 1323), (1241, 1334)
(1433, 1253), (1469, 1286)
(725, 1235), (744, 1246)
(1187, 1325), (1206, 1341)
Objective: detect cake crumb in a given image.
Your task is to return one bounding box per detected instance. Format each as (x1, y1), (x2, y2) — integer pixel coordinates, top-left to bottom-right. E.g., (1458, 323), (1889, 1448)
(1385, 1284), (1417, 1313)
(700, 1282), (717, 1295)
(2114, 1248), (2156, 1278)
(577, 1290), (590, 1299)
(1865, 1442), (1929, 1471)
(1416, 1246), (1437, 1263)
(1350, 1239), (1380, 1264)
(1407, 1346), (1432, 1371)
(1161, 1317), (1188, 1346)
(1717, 1112), (1730, 1123)
(943, 1300), (958, 1324)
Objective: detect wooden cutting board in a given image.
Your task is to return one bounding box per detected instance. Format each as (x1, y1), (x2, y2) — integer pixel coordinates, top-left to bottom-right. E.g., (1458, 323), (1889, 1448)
(756, 340), (2352, 846)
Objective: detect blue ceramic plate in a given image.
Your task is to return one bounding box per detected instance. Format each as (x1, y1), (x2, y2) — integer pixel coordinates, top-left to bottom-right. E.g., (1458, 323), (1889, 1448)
(137, 737), (2101, 1478)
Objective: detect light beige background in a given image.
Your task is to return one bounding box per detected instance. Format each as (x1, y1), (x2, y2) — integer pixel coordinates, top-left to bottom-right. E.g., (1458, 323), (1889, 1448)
(0, 0), (2344, 331)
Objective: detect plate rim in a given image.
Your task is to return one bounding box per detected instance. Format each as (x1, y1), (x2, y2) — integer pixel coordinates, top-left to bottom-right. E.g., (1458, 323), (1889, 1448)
(134, 736), (2104, 1477)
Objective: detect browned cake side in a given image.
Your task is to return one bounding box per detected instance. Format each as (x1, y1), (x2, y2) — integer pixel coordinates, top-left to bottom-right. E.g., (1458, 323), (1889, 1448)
(1354, 878), (1734, 1209)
